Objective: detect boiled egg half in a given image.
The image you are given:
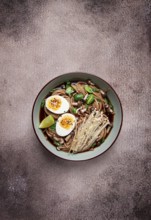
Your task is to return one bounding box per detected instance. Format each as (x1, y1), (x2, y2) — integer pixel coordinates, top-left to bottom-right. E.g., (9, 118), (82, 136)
(45, 95), (69, 114)
(56, 113), (76, 137)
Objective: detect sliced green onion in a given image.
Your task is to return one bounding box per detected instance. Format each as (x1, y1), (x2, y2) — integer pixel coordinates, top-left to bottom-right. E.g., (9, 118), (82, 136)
(66, 86), (74, 95)
(86, 94), (94, 105)
(72, 107), (77, 114)
(65, 81), (71, 89)
(50, 122), (56, 131)
(41, 99), (45, 108)
(84, 85), (93, 93)
(101, 138), (105, 143)
(105, 97), (114, 110)
(53, 140), (61, 146)
(92, 87), (100, 92)
(74, 93), (84, 101)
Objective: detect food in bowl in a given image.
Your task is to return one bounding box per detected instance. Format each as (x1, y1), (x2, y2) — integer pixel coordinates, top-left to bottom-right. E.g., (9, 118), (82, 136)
(39, 80), (114, 154)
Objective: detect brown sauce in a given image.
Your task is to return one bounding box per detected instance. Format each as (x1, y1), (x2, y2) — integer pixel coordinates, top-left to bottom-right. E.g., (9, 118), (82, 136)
(39, 106), (45, 122)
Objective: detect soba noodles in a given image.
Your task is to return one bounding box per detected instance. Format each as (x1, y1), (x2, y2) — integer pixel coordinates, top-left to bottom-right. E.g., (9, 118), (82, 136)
(39, 80), (114, 153)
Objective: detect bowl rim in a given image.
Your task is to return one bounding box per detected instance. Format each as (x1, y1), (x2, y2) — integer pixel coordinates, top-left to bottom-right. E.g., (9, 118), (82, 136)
(32, 72), (123, 162)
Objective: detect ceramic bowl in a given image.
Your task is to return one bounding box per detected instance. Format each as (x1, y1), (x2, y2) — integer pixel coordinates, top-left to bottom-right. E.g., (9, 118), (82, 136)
(32, 72), (123, 161)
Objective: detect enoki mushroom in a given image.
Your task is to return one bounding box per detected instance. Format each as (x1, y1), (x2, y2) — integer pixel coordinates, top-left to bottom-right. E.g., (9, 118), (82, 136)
(70, 110), (110, 153)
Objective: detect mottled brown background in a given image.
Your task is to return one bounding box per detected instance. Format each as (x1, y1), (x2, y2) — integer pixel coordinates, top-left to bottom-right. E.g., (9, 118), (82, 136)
(0, 0), (151, 219)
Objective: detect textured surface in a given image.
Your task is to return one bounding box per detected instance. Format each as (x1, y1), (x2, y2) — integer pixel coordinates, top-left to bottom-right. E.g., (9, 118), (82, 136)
(0, 0), (151, 219)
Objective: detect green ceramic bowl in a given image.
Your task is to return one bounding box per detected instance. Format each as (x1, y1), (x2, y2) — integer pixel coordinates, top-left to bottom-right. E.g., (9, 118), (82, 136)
(32, 72), (123, 161)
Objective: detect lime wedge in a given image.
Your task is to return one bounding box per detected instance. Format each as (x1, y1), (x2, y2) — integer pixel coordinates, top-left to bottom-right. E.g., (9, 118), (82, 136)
(39, 115), (55, 129)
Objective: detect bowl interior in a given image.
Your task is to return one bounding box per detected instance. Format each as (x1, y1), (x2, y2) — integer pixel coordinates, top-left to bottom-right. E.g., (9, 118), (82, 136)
(32, 72), (123, 161)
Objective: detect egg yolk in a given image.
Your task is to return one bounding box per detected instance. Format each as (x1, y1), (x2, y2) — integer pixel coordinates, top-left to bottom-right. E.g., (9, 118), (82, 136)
(60, 116), (75, 129)
(48, 98), (62, 110)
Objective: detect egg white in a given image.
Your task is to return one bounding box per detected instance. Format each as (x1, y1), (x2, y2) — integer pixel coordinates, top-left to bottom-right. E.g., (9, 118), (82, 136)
(56, 113), (76, 137)
(45, 95), (70, 114)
